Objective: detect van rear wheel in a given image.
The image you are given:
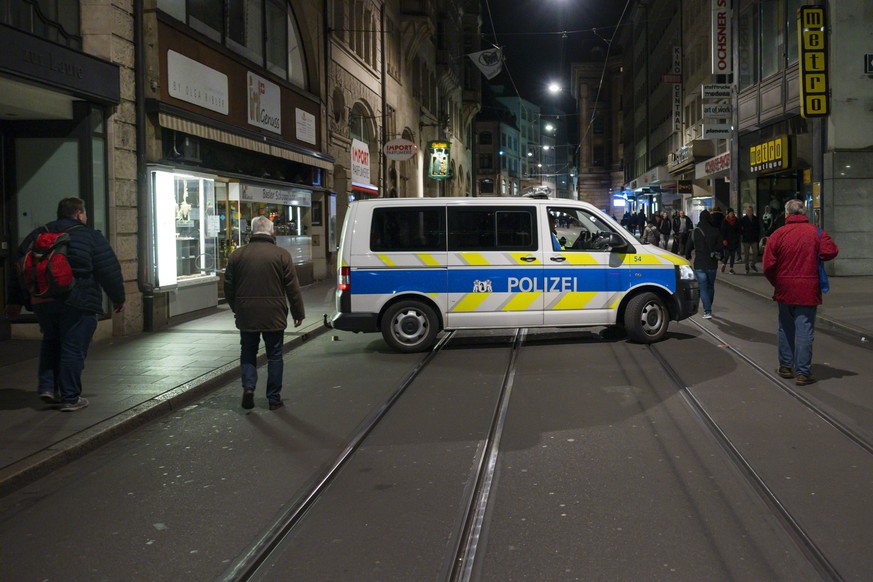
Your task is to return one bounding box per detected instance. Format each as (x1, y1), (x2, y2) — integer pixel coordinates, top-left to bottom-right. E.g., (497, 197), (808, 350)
(624, 292), (668, 343)
(381, 300), (439, 353)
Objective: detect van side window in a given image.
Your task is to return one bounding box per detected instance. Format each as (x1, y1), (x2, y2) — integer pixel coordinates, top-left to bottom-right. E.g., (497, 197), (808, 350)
(548, 206), (617, 251)
(370, 207), (446, 251)
(448, 207), (537, 251)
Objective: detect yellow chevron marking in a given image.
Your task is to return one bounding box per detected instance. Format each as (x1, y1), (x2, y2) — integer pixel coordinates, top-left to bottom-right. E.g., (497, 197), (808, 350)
(377, 254), (396, 266)
(342, 258), (348, 267)
(658, 253), (690, 266)
(610, 293), (625, 309)
(452, 292), (491, 312)
(417, 253), (440, 266)
(560, 253), (599, 265)
(502, 292), (542, 311)
(620, 254), (662, 265)
(553, 292), (598, 310)
(460, 253), (489, 266)
(509, 252), (541, 265)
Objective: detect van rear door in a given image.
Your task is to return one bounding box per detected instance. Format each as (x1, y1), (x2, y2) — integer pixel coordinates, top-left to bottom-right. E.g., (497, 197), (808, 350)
(446, 205), (543, 329)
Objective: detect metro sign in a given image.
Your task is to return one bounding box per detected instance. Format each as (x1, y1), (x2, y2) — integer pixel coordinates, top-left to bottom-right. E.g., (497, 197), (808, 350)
(797, 6), (829, 117)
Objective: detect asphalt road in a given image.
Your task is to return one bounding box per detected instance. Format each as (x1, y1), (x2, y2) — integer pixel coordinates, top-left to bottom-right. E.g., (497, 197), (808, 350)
(2, 283), (873, 581)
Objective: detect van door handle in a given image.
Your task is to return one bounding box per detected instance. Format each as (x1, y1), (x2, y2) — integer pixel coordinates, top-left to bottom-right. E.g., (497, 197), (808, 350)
(520, 256), (537, 262)
(550, 256), (566, 262)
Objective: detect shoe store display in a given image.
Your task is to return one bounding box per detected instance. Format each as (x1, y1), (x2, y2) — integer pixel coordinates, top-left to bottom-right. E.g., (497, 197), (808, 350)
(242, 389), (255, 410)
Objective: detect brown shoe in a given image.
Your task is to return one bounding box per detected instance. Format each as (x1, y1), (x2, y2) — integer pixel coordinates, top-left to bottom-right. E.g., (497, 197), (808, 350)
(795, 375), (817, 386)
(268, 400), (284, 411)
(777, 366), (794, 379)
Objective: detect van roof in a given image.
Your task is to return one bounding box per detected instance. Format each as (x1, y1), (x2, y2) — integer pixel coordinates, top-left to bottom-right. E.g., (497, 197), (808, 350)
(352, 197), (599, 209)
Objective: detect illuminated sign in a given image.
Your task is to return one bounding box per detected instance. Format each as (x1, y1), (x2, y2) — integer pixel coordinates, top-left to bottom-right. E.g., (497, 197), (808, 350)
(711, 0), (732, 75)
(428, 141), (451, 180)
(749, 135), (789, 174)
(797, 6), (829, 117)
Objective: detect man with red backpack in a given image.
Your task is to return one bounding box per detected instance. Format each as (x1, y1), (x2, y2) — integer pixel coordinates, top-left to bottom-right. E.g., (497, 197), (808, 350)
(5, 197), (125, 411)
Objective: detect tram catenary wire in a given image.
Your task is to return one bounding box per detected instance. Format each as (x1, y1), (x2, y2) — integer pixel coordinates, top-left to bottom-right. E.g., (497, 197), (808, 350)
(647, 337), (844, 582)
(220, 331), (458, 582)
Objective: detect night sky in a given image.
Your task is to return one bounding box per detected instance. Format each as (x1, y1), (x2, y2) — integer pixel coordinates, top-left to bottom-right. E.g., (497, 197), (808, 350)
(481, 0), (629, 107)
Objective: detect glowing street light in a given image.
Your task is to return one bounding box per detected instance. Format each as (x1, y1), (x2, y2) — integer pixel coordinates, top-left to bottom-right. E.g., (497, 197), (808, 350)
(548, 82), (561, 94)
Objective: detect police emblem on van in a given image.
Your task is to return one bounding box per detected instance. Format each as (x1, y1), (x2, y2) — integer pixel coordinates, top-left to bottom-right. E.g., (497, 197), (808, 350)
(472, 280), (493, 293)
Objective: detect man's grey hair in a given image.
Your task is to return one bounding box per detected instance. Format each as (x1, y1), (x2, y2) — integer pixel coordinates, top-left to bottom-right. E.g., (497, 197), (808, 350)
(251, 216), (274, 235)
(784, 199), (806, 216)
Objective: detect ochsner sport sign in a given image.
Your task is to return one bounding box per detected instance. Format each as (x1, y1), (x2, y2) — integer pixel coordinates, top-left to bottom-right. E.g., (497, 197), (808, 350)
(711, 0), (732, 75)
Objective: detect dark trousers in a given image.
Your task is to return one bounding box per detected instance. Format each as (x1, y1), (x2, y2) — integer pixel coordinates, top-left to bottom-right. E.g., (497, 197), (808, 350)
(239, 330), (285, 402)
(32, 302), (98, 403)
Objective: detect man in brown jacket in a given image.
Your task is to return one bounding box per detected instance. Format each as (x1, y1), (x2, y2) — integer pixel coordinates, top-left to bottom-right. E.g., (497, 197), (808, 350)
(224, 216), (305, 410)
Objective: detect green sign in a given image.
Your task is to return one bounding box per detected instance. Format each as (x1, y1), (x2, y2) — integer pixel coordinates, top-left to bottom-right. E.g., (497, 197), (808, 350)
(428, 141), (451, 180)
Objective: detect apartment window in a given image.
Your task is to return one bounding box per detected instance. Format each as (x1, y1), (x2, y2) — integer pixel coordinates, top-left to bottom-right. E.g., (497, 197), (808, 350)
(479, 132), (493, 145)
(738, 4), (759, 89)
(479, 154), (493, 169)
(189, 0), (222, 41)
(760, 0), (781, 78)
(265, 0), (287, 77)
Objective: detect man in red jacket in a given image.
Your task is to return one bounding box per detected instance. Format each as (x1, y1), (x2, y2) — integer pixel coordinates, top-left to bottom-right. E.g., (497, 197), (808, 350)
(763, 199), (838, 386)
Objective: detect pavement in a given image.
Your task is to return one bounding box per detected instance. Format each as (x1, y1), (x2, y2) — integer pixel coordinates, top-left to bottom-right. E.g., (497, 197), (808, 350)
(1, 269), (871, 497)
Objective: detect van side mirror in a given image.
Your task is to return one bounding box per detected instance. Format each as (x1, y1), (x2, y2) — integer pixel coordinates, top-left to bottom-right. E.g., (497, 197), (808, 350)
(608, 233), (628, 250)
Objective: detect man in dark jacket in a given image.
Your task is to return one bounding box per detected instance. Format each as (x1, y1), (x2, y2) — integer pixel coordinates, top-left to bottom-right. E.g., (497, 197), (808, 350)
(657, 210), (672, 249)
(685, 209), (721, 319)
(5, 197), (125, 411)
(224, 216), (305, 410)
(763, 199), (838, 386)
(671, 210), (693, 254)
(739, 206), (762, 274)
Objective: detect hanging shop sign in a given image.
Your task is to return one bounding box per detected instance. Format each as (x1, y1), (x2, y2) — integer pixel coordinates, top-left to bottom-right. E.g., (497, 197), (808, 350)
(696, 151), (731, 179)
(383, 138), (418, 161)
(351, 139), (371, 184)
(672, 46), (682, 132)
(702, 124), (731, 139)
(749, 135), (789, 174)
(711, 0), (732, 75)
(702, 103), (732, 117)
(428, 141), (451, 180)
(701, 84), (731, 98)
(797, 5), (829, 118)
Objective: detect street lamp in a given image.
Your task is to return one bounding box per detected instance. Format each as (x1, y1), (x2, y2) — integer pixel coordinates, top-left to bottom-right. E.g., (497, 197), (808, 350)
(548, 82), (561, 94)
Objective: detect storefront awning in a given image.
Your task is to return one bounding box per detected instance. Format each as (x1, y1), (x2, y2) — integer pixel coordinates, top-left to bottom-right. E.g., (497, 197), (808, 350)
(158, 112), (334, 171)
(351, 182), (380, 195)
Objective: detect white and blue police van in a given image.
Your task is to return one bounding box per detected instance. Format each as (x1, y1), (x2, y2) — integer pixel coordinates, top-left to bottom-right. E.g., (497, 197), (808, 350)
(326, 197), (699, 352)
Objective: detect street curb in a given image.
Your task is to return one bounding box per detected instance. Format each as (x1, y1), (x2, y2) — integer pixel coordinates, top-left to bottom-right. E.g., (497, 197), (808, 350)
(0, 322), (329, 499)
(716, 277), (871, 347)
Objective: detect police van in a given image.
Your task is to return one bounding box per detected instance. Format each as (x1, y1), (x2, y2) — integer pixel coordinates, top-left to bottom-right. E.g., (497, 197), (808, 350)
(326, 197), (699, 352)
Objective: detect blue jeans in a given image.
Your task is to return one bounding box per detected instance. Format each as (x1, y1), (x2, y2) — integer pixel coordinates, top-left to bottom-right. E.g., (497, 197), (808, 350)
(777, 304), (817, 377)
(239, 330), (285, 402)
(695, 269), (717, 314)
(32, 302), (98, 404)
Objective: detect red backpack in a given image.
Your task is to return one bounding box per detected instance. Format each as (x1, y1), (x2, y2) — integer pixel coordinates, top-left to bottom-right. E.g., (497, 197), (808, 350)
(19, 226), (80, 299)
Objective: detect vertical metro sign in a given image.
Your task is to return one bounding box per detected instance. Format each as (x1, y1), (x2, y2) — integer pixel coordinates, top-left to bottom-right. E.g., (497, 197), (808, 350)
(797, 5), (828, 118)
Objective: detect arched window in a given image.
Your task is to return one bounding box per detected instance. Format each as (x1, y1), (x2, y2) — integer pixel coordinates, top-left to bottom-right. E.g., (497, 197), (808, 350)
(350, 102), (375, 144)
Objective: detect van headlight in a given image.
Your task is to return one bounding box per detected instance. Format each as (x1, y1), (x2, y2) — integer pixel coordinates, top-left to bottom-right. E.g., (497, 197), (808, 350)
(679, 265), (695, 280)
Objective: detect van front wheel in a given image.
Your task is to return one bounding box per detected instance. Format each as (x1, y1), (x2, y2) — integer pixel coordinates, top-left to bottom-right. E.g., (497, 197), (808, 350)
(381, 301), (439, 353)
(624, 292), (668, 343)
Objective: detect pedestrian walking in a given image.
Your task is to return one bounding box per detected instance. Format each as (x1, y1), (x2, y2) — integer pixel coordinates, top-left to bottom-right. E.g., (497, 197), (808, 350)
(658, 210), (672, 250)
(641, 217), (660, 245)
(4, 197), (126, 411)
(684, 209), (721, 319)
(762, 199), (839, 386)
(224, 216), (305, 410)
(740, 205), (762, 274)
(671, 210), (693, 254)
(720, 208), (741, 274)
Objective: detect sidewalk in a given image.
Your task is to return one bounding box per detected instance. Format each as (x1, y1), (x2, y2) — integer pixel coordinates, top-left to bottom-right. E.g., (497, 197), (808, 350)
(2, 272), (871, 497)
(0, 279), (337, 497)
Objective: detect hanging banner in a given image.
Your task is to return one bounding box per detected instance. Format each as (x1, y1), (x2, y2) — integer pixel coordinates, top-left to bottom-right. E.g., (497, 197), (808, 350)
(428, 141), (451, 180)
(711, 0), (732, 75)
(468, 48), (503, 80)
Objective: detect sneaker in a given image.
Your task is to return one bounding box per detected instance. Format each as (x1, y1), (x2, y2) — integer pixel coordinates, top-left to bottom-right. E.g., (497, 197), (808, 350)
(702, 312), (712, 319)
(752, 265), (758, 272)
(38, 391), (57, 404)
(241, 389), (255, 410)
(729, 269), (735, 274)
(268, 400), (284, 411)
(777, 366), (794, 379)
(59, 397), (89, 412)
(795, 375), (817, 386)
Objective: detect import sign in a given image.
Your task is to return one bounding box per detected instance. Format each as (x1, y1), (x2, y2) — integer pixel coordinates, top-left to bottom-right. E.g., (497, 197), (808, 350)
(383, 138), (418, 161)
